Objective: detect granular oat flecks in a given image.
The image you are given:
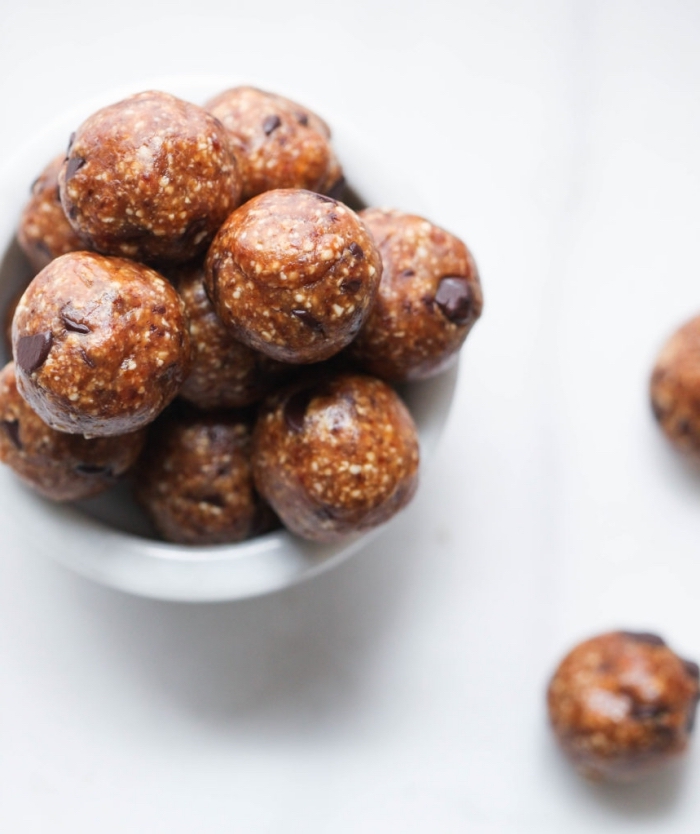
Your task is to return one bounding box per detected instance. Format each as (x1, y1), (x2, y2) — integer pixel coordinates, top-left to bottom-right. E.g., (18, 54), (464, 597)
(12, 251), (192, 437)
(204, 189), (382, 364)
(59, 91), (242, 265)
(252, 373), (420, 542)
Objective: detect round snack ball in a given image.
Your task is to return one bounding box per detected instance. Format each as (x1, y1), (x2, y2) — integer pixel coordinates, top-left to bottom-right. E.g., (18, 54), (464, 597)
(548, 631), (700, 782)
(205, 189), (382, 363)
(175, 262), (289, 409)
(206, 86), (344, 203)
(17, 154), (85, 273)
(650, 315), (700, 458)
(12, 252), (192, 437)
(135, 408), (276, 545)
(0, 362), (145, 501)
(252, 373), (420, 542)
(59, 91), (242, 265)
(348, 208), (483, 381)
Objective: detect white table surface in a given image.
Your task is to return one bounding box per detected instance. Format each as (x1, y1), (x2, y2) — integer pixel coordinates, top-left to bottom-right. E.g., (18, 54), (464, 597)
(3, 1), (700, 831)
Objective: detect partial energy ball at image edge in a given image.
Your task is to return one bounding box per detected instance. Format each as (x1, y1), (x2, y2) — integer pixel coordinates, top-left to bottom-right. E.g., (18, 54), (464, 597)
(252, 373), (420, 542)
(204, 188), (382, 364)
(547, 631), (700, 782)
(12, 252), (192, 437)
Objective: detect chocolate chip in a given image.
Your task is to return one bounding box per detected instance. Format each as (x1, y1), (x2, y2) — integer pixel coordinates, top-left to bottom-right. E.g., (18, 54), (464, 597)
(348, 242), (364, 259)
(2, 420), (22, 450)
(326, 176), (346, 201)
(315, 193), (337, 204)
(263, 114), (282, 135)
(29, 174), (43, 195)
(65, 156), (86, 180)
(291, 309), (324, 333)
(296, 112), (309, 126)
(340, 279), (362, 294)
(283, 384), (329, 433)
(434, 277), (473, 325)
(684, 660), (700, 679)
(61, 311), (90, 334)
(74, 463), (114, 477)
(79, 348), (95, 368)
(400, 268), (416, 278)
(54, 185), (61, 203)
(66, 131), (76, 155)
(621, 631), (667, 647)
(16, 331), (53, 375)
(152, 305), (167, 315)
(631, 702), (668, 721)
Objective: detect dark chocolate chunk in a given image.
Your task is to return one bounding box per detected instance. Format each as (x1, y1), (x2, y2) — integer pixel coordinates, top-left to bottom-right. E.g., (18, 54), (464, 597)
(340, 279), (362, 294)
(621, 631), (667, 647)
(315, 193), (337, 204)
(65, 156), (86, 180)
(61, 311), (91, 334)
(684, 660), (700, 679)
(435, 277), (473, 325)
(284, 385), (327, 433)
(631, 702), (668, 721)
(263, 114), (282, 135)
(16, 331), (53, 374)
(326, 176), (346, 201)
(348, 242), (364, 259)
(79, 348), (95, 368)
(400, 268), (416, 278)
(295, 112), (309, 126)
(74, 463), (114, 477)
(66, 131), (75, 155)
(2, 419), (22, 450)
(30, 174), (43, 195)
(291, 309), (324, 333)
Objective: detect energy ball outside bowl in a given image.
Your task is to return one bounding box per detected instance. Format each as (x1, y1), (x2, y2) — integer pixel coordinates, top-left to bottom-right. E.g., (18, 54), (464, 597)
(204, 189), (382, 363)
(175, 262), (290, 410)
(547, 630), (700, 782)
(135, 408), (276, 545)
(252, 373), (420, 542)
(59, 91), (242, 265)
(12, 252), (192, 437)
(0, 362), (145, 501)
(17, 154), (86, 273)
(348, 208), (483, 382)
(650, 314), (700, 459)
(205, 86), (344, 203)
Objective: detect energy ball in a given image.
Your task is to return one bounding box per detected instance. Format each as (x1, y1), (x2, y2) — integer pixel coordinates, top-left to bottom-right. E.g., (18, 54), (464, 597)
(548, 631), (700, 781)
(175, 262), (289, 410)
(650, 315), (700, 458)
(0, 362), (145, 501)
(12, 251), (191, 437)
(252, 373), (420, 542)
(59, 91), (241, 265)
(206, 86), (344, 203)
(349, 208), (483, 381)
(135, 408), (276, 545)
(205, 189), (382, 363)
(17, 154), (85, 273)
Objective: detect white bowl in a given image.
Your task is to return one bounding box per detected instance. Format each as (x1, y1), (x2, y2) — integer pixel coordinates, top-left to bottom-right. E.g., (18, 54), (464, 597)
(0, 76), (459, 602)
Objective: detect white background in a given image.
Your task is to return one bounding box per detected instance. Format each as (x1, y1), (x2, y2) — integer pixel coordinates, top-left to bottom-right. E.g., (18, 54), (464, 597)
(3, 1), (700, 831)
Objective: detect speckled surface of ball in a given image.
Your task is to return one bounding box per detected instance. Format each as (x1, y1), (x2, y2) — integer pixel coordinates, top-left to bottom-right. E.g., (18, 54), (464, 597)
(205, 189), (381, 363)
(17, 155), (86, 273)
(650, 315), (700, 458)
(12, 252), (191, 437)
(206, 86), (344, 203)
(348, 208), (483, 381)
(252, 373), (420, 542)
(175, 263), (289, 409)
(0, 362), (145, 501)
(59, 91), (241, 264)
(548, 630), (700, 781)
(135, 408), (276, 545)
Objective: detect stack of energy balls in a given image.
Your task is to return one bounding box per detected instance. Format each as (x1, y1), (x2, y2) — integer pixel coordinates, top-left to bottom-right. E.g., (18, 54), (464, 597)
(1, 87), (483, 545)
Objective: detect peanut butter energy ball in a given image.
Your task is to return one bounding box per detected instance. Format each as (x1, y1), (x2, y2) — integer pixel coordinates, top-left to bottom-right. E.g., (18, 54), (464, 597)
(0, 362), (145, 501)
(12, 252), (191, 437)
(349, 208), (483, 381)
(206, 86), (344, 203)
(59, 91), (241, 264)
(548, 631), (700, 781)
(205, 189), (381, 363)
(17, 155), (85, 273)
(252, 373), (420, 542)
(135, 408), (276, 545)
(175, 263), (289, 410)
(650, 314), (700, 458)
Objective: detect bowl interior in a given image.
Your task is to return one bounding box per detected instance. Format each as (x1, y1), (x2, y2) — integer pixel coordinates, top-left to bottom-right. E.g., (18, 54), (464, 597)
(0, 76), (460, 602)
